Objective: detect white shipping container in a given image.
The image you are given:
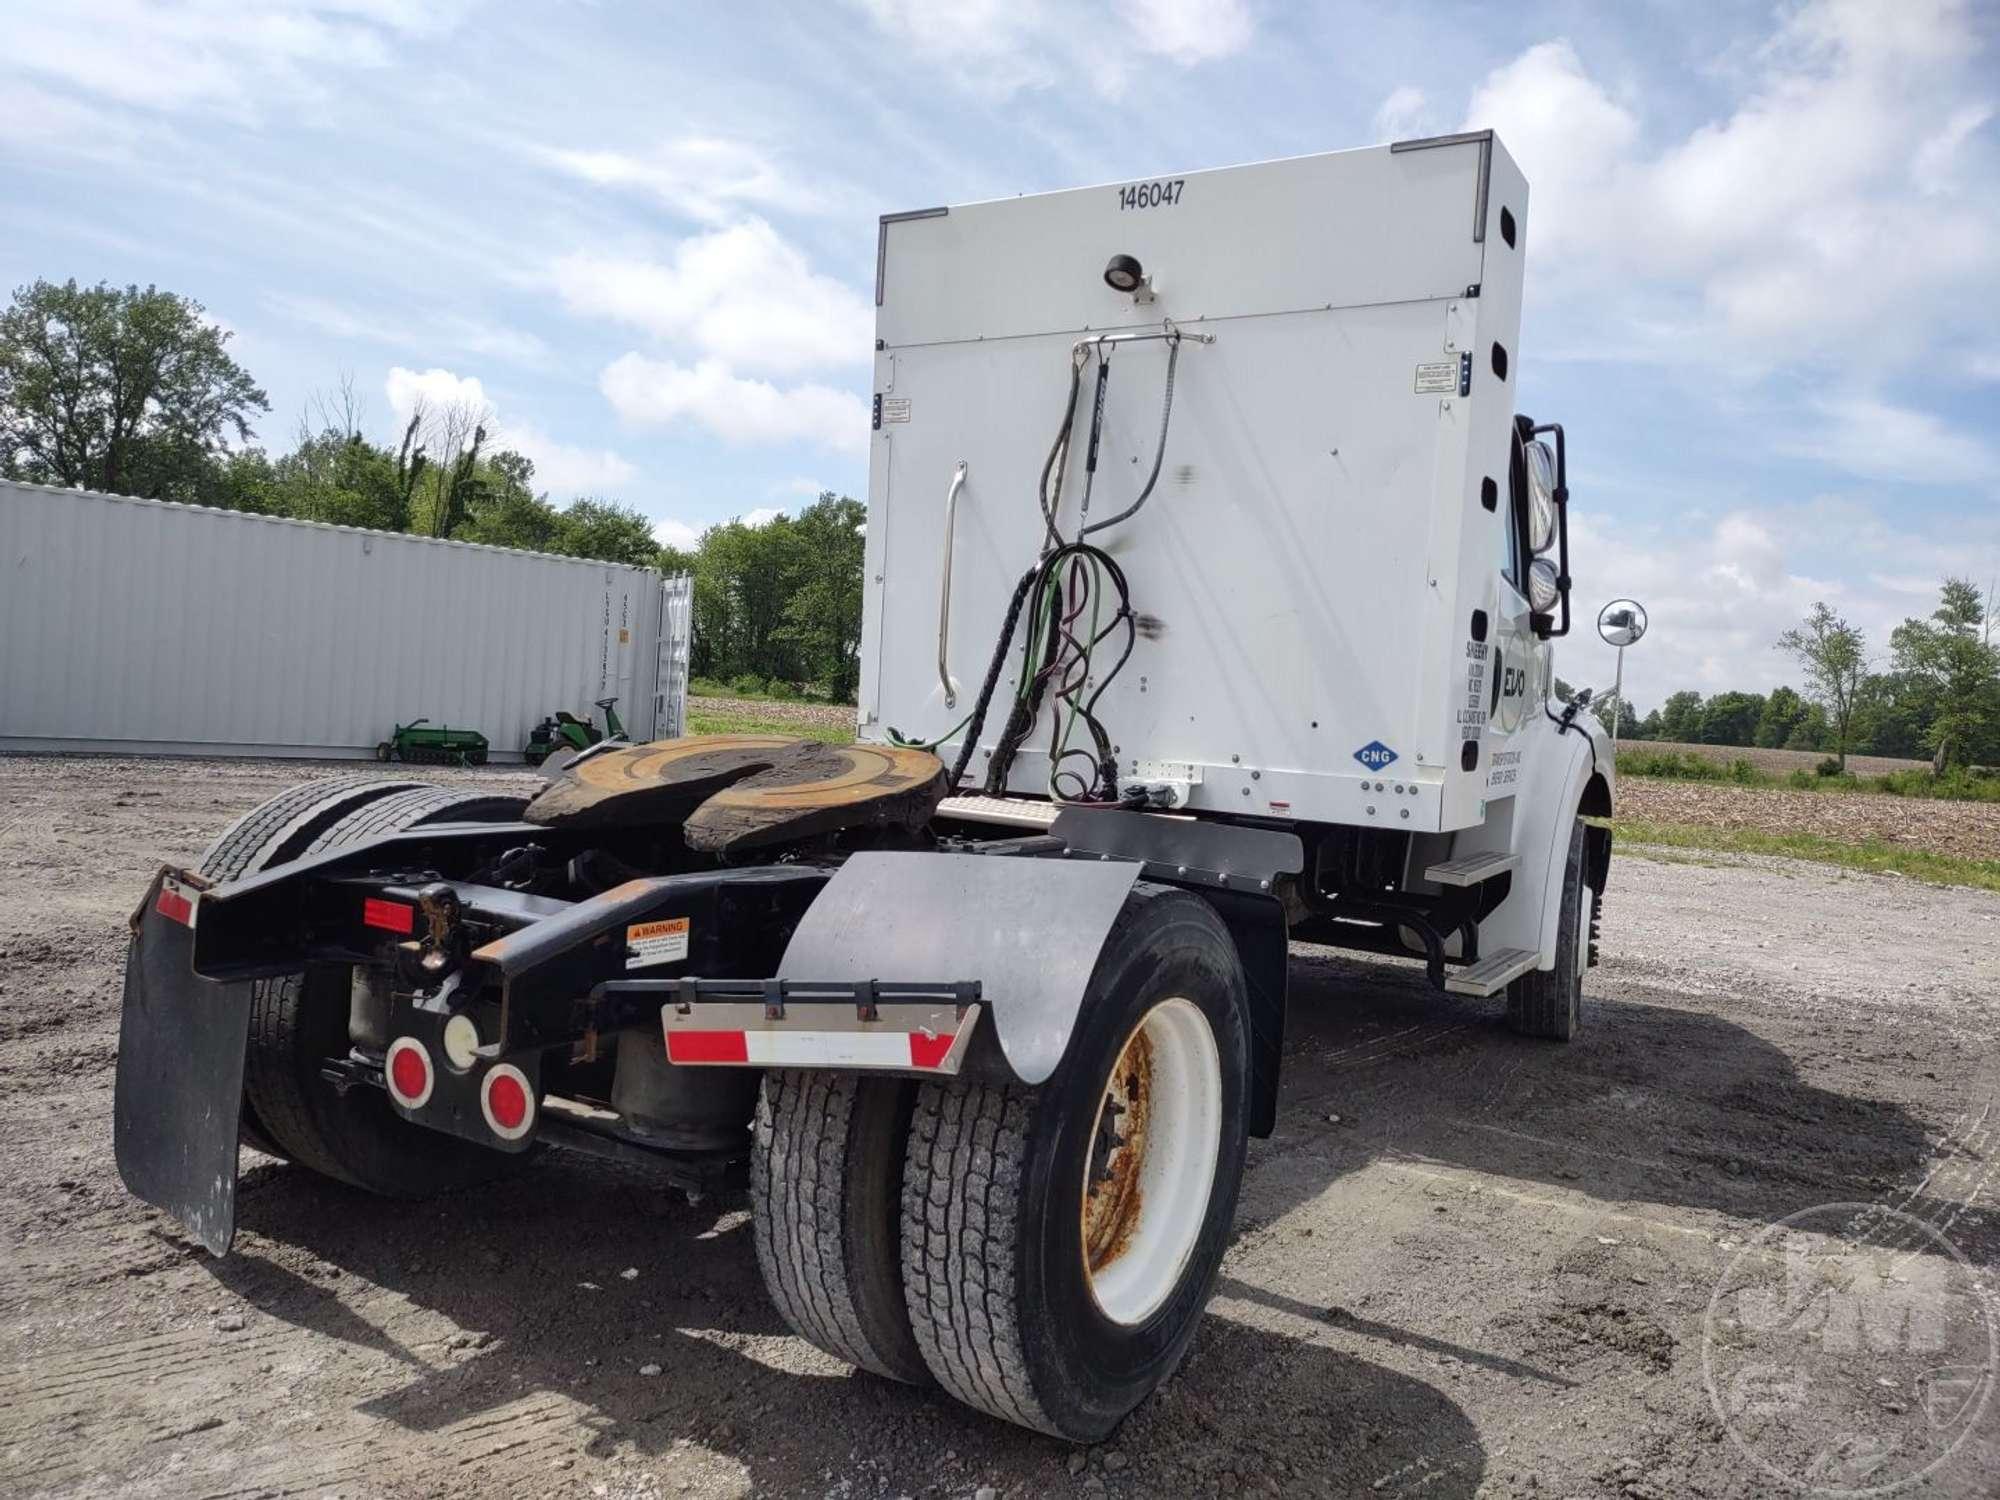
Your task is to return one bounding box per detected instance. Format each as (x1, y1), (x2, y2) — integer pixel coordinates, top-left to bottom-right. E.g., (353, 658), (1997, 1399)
(0, 480), (689, 762)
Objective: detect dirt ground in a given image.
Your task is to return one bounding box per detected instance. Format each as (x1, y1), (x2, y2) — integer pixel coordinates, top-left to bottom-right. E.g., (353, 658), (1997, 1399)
(2, 754), (1996, 1499)
(1616, 776), (2000, 862)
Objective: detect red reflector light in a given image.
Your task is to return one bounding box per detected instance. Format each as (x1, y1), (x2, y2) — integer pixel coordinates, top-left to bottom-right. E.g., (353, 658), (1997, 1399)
(384, 1037), (434, 1109)
(390, 1046), (428, 1100)
(363, 897), (414, 934)
(666, 1030), (751, 1064)
(155, 885), (194, 926)
(479, 1063), (536, 1142)
(487, 1071), (528, 1130)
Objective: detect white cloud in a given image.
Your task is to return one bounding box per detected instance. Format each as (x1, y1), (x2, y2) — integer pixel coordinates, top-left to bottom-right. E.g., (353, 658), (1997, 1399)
(383, 366), (636, 498)
(1370, 86), (1432, 143)
(1461, 40), (1637, 257)
(653, 518), (702, 551)
(553, 220), (872, 377)
(268, 294), (549, 368)
(776, 477), (827, 499)
(600, 354), (869, 455)
(1462, 5), (1999, 367)
(851, 0), (1254, 97)
(3, 0), (478, 119)
(386, 365), (488, 417)
(538, 136), (839, 223)
(738, 506), (786, 528)
(1780, 395), (1997, 486)
(1113, 0), (1253, 66)
(1559, 495), (2000, 703)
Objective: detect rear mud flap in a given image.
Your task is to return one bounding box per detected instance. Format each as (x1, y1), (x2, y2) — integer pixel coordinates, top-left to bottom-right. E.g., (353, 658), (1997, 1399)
(114, 873), (252, 1256)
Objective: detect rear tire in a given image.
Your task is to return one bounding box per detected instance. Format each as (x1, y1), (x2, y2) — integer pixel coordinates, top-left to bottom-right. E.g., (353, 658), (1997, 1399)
(1507, 818), (1588, 1040)
(900, 884), (1250, 1439)
(751, 1071), (929, 1383)
(200, 779), (529, 1195)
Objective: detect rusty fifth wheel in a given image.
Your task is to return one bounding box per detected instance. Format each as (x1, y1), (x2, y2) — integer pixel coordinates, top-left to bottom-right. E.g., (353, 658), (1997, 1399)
(899, 885), (1251, 1440)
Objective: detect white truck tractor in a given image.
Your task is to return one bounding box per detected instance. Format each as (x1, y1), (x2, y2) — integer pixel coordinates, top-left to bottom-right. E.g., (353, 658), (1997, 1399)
(115, 131), (1613, 1441)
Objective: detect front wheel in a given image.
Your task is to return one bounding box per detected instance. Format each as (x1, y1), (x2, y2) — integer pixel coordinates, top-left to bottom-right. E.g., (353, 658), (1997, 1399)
(900, 884), (1250, 1439)
(1507, 818), (1588, 1040)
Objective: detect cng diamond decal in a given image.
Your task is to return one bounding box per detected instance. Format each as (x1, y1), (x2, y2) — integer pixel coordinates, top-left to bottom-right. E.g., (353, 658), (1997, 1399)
(1354, 740), (1398, 771)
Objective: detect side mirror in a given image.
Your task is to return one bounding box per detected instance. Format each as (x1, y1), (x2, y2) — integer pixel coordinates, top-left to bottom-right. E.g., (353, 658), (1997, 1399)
(1527, 422), (1571, 638)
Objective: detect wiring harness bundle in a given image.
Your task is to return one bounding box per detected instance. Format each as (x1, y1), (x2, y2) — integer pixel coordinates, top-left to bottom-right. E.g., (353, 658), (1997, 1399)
(895, 325), (1194, 804)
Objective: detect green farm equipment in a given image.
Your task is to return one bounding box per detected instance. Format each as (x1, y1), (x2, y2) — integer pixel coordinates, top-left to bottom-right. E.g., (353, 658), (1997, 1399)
(375, 719), (490, 766)
(523, 697), (627, 767)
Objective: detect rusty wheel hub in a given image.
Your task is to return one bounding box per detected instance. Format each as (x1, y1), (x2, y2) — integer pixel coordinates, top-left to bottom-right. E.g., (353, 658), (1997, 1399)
(1079, 997), (1223, 1326)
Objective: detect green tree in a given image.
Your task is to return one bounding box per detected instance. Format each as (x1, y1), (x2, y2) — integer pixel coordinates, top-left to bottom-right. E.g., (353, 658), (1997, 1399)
(1889, 579), (1999, 770)
(0, 279), (267, 498)
(1753, 685), (1808, 748)
(556, 498), (661, 566)
(1655, 689), (1705, 743)
(1698, 690), (1765, 747)
(776, 493), (868, 701)
(1777, 602), (1866, 770)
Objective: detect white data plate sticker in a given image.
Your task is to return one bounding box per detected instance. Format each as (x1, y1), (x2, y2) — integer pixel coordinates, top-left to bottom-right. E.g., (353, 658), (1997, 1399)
(626, 917), (690, 969)
(880, 397), (911, 423)
(1413, 361), (1457, 394)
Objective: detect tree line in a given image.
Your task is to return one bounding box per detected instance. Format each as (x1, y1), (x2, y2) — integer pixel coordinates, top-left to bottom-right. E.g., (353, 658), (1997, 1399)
(1575, 584), (2000, 771)
(0, 278), (867, 701)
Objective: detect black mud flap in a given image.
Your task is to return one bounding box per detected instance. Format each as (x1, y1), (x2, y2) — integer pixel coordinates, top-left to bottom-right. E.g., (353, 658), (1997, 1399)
(114, 870), (252, 1256)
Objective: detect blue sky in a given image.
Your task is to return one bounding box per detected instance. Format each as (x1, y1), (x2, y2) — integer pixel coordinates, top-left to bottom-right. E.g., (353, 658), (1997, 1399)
(3, 0), (1996, 704)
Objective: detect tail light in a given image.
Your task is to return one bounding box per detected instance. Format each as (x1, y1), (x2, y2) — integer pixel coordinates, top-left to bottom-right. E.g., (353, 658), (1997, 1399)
(480, 1063), (536, 1142)
(384, 1037), (434, 1109)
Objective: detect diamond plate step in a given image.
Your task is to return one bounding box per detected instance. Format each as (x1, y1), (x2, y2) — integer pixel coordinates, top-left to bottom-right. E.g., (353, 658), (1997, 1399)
(1443, 947), (1539, 997)
(1424, 850), (1518, 887)
(936, 794), (1061, 829)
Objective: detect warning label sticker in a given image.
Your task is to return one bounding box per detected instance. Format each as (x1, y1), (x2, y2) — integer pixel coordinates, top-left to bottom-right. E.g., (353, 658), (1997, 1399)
(1413, 361), (1457, 394)
(626, 917), (691, 970)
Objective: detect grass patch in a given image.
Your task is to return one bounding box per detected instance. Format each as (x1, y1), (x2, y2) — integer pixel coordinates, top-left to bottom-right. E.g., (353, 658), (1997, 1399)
(685, 707), (855, 746)
(1614, 818), (2000, 893)
(688, 675), (854, 707)
(1617, 749), (2000, 802)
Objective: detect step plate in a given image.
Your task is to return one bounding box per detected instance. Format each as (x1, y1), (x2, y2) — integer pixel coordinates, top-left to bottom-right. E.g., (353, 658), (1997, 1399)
(1443, 946), (1539, 997)
(936, 794), (1062, 830)
(1424, 850), (1519, 887)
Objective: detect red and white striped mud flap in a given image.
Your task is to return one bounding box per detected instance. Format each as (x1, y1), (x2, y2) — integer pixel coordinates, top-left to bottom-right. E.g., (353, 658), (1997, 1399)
(661, 1001), (981, 1074)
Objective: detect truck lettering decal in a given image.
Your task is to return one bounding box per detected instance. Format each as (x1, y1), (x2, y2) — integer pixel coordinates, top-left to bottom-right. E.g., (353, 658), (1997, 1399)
(1354, 740), (1397, 771)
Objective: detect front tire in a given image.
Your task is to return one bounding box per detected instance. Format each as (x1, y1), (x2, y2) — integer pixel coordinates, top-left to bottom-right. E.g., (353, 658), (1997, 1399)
(900, 884), (1250, 1439)
(1507, 818), (1588, 1040)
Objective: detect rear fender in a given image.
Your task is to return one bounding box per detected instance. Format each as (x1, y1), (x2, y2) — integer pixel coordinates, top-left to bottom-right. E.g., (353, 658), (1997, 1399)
(776, 851), (1141, 1086)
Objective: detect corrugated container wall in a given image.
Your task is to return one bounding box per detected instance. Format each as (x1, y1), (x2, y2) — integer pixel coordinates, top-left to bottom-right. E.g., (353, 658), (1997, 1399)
(0, 481), (691, 762)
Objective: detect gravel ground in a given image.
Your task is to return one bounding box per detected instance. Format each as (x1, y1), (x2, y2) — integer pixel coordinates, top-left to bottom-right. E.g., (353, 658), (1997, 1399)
(2, 754), (1997, 1499)
(1617, 777), (2000, 862)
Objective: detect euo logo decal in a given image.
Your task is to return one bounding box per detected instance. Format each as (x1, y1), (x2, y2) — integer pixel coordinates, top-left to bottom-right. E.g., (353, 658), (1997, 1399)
(1354, 740), (1398, 771)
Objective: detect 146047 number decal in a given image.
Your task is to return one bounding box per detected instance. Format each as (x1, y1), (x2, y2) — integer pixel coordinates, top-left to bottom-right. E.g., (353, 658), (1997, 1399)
(1117, 179), (1184, 211)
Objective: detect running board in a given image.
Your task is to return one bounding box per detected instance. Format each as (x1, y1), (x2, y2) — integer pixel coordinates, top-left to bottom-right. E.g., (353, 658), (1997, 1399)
(1443, 947), (1538, 996)
(1424, 850), (1518, 887)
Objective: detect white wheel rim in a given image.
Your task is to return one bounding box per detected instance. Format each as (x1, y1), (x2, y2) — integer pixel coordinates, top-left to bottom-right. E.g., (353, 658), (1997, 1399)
(1080, 997), (1222, 1327)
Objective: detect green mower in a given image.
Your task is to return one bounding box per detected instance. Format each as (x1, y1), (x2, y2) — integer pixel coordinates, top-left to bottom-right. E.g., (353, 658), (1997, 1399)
(375, 719), (490, 766)
(523, 697), (626, 767)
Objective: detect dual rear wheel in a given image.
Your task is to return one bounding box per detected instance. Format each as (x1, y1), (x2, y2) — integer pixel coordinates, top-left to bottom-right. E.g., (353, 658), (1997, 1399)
(750, 884), (1252, 1440)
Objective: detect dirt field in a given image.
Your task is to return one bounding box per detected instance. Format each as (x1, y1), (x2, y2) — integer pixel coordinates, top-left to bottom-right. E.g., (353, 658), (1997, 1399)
(1617, 776), (2000, 862)
(3, 754), (1997, 1499)
(1635, 741), (1929, 778)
